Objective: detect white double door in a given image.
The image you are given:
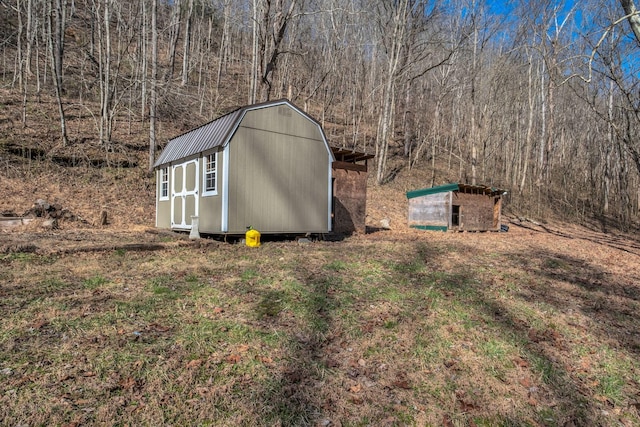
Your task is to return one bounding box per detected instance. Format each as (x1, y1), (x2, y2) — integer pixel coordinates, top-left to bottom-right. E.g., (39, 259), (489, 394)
(171, 159), (199, 230)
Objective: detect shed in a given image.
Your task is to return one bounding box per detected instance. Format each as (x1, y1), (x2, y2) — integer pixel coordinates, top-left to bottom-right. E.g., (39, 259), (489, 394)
(331, 147), (374, 235)
(406, 183), (505, 232)
(153, 99), (334, 235)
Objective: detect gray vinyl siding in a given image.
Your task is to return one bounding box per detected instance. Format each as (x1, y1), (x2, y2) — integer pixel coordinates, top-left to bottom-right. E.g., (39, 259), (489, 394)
(226, 106), (330, 234)
(156, 168), (171, 229)
(198, 149), (224, 233)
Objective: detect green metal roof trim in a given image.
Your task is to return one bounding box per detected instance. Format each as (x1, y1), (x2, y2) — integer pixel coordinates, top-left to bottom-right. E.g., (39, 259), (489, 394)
(406, 183), (459, 199)
(406, 183), (506, 199)
(410, 225), (449, 231)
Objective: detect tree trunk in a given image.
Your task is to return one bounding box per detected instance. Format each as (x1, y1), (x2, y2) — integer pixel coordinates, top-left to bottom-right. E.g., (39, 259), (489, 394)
(537, 60), (546, 185)
(180, 0), (193, 86)
(216, 0), (231, 94)
(140, 0), (148, 120)
(100, 0), (112, 145)
(15, 0), (24, 90)
(149, 0), (158, 175)
(48, 0), (69, 146)
(166, 0), (182, 81)
(375, 0), (408, 185)
(620, 0), (640, 45)
(470, 21), (478, 186)
(519, 55), (535, 194)
(249, 0), (260, 104)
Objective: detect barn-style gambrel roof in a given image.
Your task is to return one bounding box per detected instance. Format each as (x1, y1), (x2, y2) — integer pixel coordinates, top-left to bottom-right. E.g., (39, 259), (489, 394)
(153, 99), (331, 169)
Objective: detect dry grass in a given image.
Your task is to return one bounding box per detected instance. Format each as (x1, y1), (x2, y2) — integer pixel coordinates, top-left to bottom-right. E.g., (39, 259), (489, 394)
(1, 217), (640, 426)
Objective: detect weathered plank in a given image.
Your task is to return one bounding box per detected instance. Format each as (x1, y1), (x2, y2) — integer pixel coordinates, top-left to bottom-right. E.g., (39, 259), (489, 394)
(0, 217), (34, 230)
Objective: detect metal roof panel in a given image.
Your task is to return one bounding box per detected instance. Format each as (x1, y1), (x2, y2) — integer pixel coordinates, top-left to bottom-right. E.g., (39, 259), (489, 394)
(153, 108), (244, 168)
(406, 183), (460, 199)
(406, 183), (506, 199)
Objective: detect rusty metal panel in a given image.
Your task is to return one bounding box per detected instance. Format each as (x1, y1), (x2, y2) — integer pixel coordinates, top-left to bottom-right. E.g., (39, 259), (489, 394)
(408, 192), (450, 228)
(333, 168), (368, 234)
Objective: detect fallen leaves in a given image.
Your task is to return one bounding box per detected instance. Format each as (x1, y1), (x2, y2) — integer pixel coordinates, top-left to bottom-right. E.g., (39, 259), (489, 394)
(118, 376), (137, 391)
(443, 359), (458, 369)
(196, 386), (211, 397)
(455, 389), (479, 411)
(222, 344), (253, 364)
(392, 378), (411, 390)
(349, 383), (362, 393)
(146, 323), (172, 333)
(519, 377), (532, 388)
(224, 354), (241, 364)
(30, 318), (49, 330)
(255, 355), (274, 365)
(186, 359), (203, 369)
(513, 356), (530, 369)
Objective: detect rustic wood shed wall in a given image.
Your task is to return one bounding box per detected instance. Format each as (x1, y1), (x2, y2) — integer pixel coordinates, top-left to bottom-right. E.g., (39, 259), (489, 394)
(331, 148), (373, 235)
(452, 192), (501, 231)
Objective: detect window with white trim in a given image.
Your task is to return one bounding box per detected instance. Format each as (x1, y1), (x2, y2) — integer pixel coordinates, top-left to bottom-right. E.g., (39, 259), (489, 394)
(203, 152), (218, 196)
(159, 167), (169, 200)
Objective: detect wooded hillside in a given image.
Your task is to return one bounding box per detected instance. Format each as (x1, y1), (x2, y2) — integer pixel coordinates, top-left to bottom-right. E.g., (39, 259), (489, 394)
(1, 0), (639, 229)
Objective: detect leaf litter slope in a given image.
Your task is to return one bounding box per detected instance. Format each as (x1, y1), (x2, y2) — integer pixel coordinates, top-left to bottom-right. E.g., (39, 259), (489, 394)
(1, 216), (640, 426)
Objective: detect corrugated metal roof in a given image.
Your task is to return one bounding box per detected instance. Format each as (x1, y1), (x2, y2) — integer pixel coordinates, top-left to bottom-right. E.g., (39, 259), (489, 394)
(406, 183), (460, 199)
(153, 108), (244, 168)
(406, 183), (506, 199)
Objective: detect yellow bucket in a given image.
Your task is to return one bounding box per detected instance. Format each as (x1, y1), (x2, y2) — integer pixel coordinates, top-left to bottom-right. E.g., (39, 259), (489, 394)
(245, 227), (261, 247)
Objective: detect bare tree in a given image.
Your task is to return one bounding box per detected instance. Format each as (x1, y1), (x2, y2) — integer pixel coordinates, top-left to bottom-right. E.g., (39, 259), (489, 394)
(216, 0), (232, 94)
(373, 0), (411, 185)
(47, 0), (69, 146)
(372, 0), (461, 184)
(180, 0), (193, 86)
(166, 0), (182, 81)
(149, 0), (158, 174)
(249, 0), (300, 103)
(618, 0), (640, 175)
(620, 0), (640, 43)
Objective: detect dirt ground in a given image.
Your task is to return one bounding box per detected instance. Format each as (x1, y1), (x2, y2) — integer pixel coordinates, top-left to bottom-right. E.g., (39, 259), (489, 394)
(2, 202), (639, 284)
(2, 166), (639, 269)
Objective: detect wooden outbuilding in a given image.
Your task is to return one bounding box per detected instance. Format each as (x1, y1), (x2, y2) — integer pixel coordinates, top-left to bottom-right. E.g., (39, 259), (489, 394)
(406, 183), (505, 232)
(331, 147), (374, 235)
(153, 99), (334, 235)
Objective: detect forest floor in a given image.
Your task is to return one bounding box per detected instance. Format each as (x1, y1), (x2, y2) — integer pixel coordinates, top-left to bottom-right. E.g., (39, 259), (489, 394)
(2, 89), (640, 426)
